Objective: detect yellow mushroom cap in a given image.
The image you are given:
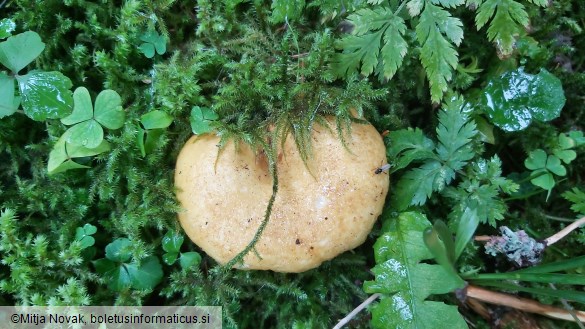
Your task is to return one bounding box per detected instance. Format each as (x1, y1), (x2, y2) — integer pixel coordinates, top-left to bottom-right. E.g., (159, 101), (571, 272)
(174, 118), (389, 273)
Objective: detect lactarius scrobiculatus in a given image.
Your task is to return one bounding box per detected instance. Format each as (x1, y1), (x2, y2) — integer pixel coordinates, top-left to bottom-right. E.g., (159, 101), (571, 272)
(174, 117), (389, 273)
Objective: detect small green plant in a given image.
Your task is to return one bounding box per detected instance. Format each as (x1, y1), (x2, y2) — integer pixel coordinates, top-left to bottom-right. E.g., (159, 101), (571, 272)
(161, 231), (201, 270)
(138, 30), (167, 59)
(524, 131), (585, 198)
(61, 87), (125, 149)
(93, 238), (163, 292)
(0, 30), (73, 120)
(365, 212), (467, 328)
(329, 0), (550, 102)
(136, 110), (173, 157)
(189, 106), (218, 135)
(75, 224), (97, 249)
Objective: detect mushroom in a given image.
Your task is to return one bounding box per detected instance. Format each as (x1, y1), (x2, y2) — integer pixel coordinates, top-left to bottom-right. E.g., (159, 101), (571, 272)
(174, 117), (389, 273)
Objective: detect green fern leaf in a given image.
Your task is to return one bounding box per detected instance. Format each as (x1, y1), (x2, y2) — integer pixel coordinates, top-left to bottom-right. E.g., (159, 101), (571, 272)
(333, 7), (408, 80)
(416, 2), (462, 102)
(387, 128), (436, 171)
(392, 96), (477, 210)
(562, 188), (585, 215)
(271, 0), (306, 23)
(431, 0), (466, 8)
(365, 212), (466, 329)
(435, 97), (477, 171)
(475, 0), (531, 57)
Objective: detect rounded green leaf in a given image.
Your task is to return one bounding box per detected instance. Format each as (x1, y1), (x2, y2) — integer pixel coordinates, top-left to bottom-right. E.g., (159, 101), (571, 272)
(105, 238), (133, 263)
(190, 106), (218, 135)
(129, 256), (163, 290)
(139, 43), (155, 58)
(94, 258), (132, 292)
(0, 72), (17, 118)
(65, 120), (104, 149)
(154, 36), (166, 55)
(94, 89), (125, 129)
(179, 252), (202, 269)
(0, 31), (45, 73)
(162, 232), (184, 253)
(524, 149), (547, 170)
(17, 71), (73, 121)
(481, 68), (565, 132)
(0, 19), (16, 39)
(545, 155), (566, 176)
(61, 87), (93, 125)
(140, 110), (173, 129)
(530, 170), (555, 190)
(162, 252), (179, 265)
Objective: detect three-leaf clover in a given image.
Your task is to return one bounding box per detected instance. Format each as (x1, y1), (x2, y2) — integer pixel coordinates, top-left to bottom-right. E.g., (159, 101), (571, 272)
(138, 31), (166, 58)
(93, 238), (163, 291)
(136, 110), (173, 156)
(190, 106), (218, 135)
(162, 231), (201, 270)
(75, 224), (97, 249)
(61, 87), (125, 149)
(0, 31), (73, 120)
(524, 149), (565, 197)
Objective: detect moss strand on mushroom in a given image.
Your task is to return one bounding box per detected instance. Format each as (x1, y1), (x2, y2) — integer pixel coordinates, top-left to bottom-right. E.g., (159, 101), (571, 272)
(221, 140), (279, 272)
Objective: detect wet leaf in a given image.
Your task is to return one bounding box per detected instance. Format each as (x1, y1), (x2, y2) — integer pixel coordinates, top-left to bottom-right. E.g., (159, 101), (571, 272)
(162, 252), (179, 265)
(162, 232), (184, 253)
(64, 119), (104, 149)
(365, 212), (466, 329)
(481, 68), (565, 131)
(0, 31), (45, 73)
(0, 72), (17, 118)
(17, 70), (73, 121)
(0, 18), (16, 39)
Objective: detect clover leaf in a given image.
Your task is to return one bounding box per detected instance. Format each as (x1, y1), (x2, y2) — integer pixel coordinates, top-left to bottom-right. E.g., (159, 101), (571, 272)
(179, 252), (202, 270)
(136, 110), (173, 156)
(190, 106), (218, 135)
(0, 31), (45, 73)
(75, 224), (97, 249)
(0, 72), (18, 118)
(160, 231), (201, 269)
(48, 135), (111, 175)
(61, 87), (125, 148)
(481, 68), (565, 132)
(524, 149), (567, 198)
(162, 231), (184, 265)
(94, 238), (163, 291)
(138, 31), (166, 58)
